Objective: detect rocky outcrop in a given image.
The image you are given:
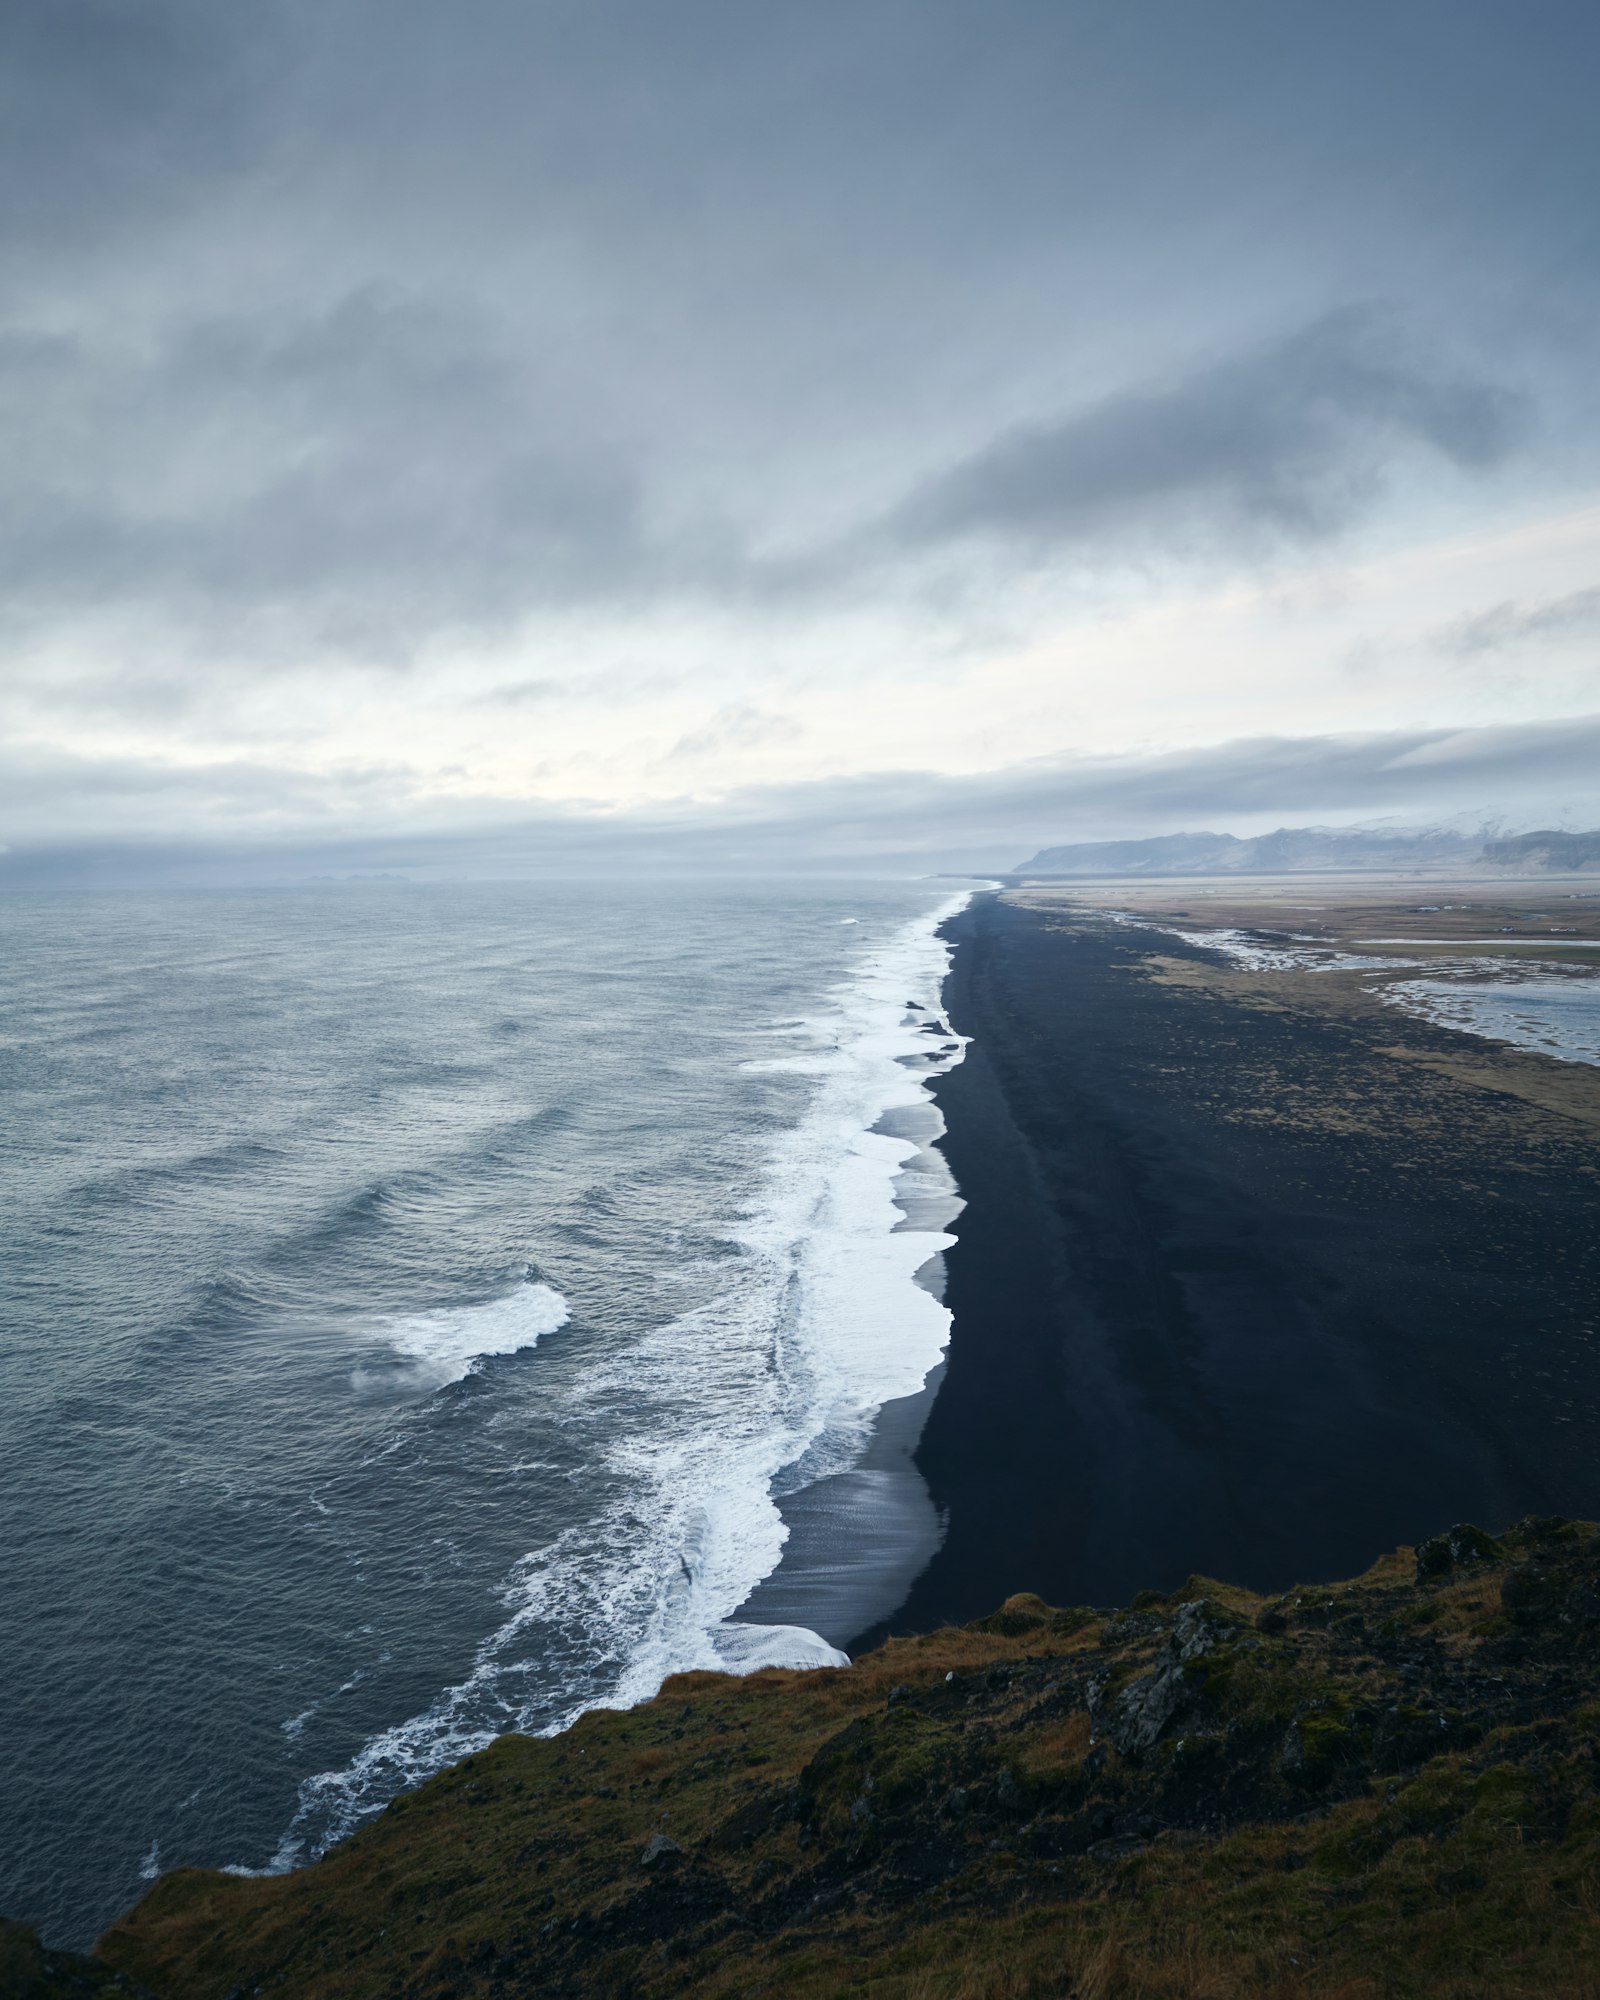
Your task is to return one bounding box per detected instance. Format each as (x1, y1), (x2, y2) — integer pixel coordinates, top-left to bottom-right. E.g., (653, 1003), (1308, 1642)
(1090, 1599), (1235, 1759)
(0, 1920), (150, 1999)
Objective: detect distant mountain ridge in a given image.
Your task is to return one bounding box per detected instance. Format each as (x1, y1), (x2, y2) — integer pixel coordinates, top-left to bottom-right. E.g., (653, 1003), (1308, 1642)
(1484, 828), (1600, 873)
(1011, 823), (1600, 878)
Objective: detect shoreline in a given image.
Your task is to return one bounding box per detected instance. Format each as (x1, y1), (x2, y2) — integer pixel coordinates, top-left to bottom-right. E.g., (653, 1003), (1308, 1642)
(723, 894), (971, 1655)
(732, 998), (969, 1652)
(733, 1360), (946, 1649)
(857, 890), (1600, 1641)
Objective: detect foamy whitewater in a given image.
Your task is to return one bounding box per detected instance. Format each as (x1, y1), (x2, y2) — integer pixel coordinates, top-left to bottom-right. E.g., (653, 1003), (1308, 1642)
(268, 887), (972, 1870)
(0, 878), (972, 1946)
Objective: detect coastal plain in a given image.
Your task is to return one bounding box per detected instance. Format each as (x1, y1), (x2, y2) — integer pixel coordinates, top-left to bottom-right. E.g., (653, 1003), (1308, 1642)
(875, 883), (1600, 1639)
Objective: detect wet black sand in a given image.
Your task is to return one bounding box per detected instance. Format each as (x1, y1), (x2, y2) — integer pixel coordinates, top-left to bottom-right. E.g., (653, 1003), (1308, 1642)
(736, 1366), (945, 1650)
(860, 892), (1600, 1641)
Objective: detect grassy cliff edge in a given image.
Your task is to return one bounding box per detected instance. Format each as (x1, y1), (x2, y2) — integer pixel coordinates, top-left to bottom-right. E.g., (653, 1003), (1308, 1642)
(69, 1517), (1600, 1998)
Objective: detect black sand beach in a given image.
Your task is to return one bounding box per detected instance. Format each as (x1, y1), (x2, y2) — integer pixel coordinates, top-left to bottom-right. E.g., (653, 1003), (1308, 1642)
(858, 891), (1600, 1642)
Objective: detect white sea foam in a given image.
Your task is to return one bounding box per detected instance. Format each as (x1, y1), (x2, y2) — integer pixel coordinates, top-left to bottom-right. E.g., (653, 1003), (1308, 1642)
(268, 889), (975, 1867)
(367, 1277), (571, 1388)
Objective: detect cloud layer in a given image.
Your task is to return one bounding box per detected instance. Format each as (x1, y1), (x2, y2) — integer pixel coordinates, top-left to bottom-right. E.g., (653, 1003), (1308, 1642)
(1, 1), (1596, 857)
(0, 297), (1533, 661)
(889, 311), (1527, 560)
(1432, 585), (1600, 656)
(5, 712), (1595, 886)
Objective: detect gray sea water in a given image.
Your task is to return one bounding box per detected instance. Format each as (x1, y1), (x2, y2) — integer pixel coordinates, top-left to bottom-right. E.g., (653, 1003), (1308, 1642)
(0, 879), (967, 1947)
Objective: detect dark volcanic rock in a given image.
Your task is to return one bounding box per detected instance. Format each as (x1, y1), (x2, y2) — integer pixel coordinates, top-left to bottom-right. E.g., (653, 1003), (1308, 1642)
(1416, 1522), (1504, 1575)
(1094, 1601), (1229, 1759)
(0, 1920), (151, 1998)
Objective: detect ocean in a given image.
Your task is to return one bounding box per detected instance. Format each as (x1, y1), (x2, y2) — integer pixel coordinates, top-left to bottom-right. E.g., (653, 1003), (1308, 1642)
(0, 878), (968, 1947)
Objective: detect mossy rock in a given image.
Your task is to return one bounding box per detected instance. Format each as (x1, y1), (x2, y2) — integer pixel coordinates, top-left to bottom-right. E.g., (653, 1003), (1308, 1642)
(1416, 1522), (1504, 1575)
(971, 1593), (1052, 1636)
(1048, 1605), (1098, 1637)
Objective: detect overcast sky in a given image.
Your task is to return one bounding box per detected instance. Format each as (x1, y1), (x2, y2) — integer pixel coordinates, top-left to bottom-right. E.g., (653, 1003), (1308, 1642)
(4, 0), (1598, 879)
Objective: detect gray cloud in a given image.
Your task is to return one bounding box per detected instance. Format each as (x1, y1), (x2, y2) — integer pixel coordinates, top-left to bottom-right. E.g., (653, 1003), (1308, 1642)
(668, 706), (804, 760)
(0, 292), (659, 656)
(0, 738), (427, 839)
(1431, 585), (1600, 656)
(0, 0), (1583, 670)
(0, 2), (282, 258)
(0, 2), (1588, 682)
(0, 0), (1593, 814)
(0, 294), (1526, 669)
(4, 712), (1595, 885)
(474, 680), (566, 708)
(886, 310), (1528, 560)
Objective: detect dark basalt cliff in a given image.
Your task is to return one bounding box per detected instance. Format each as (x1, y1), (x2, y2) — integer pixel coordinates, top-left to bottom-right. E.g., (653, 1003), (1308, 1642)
(42, 1514), (1600, 1999)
